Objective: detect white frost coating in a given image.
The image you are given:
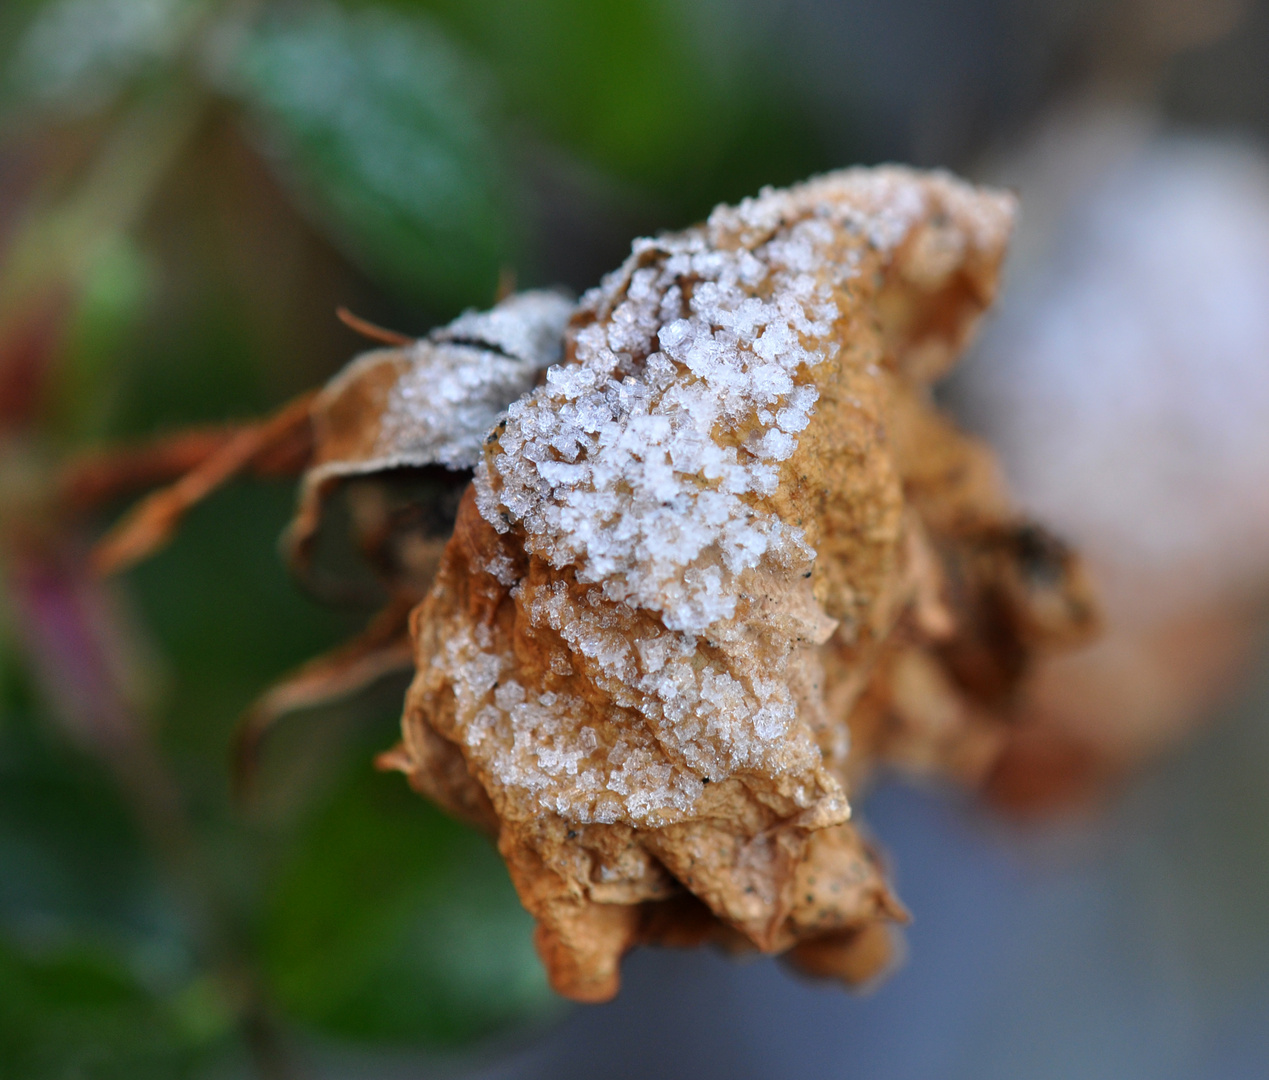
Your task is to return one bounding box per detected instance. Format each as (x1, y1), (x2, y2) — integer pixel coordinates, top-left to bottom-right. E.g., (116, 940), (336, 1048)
(445, 168), (1011, 824)
(457, 567), (832, 824)
(438, 290), (573, 363)
(707, 167), (1013, 261)
(375, 290), (573, 470)
(521, 579), (821, 795)
(476, 219), (841, 637)
(476, 168), (1012, 639)
(443, 615), (706, 824)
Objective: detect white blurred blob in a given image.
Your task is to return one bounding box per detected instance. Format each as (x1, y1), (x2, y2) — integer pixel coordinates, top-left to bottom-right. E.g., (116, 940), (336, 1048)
(952, 100), (1269, 767)
(10, 0), (192, 114)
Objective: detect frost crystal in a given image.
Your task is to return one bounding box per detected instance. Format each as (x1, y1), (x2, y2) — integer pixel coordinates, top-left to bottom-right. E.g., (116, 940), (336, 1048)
(477, 222), (837, 635)
(370, 289), (574, 471)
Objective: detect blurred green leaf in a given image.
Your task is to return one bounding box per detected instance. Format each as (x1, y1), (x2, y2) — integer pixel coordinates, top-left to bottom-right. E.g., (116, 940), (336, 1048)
(0, 657), (226, 1077)
(126, 483), (359, 759)
(263, 756), (556, 1045)
(419, 0), (733, 177)
(0, 653), (167, 952)
(0, 939), (224, 1079)
(229, 2), (515, 310)
(410, 0), (834, 210)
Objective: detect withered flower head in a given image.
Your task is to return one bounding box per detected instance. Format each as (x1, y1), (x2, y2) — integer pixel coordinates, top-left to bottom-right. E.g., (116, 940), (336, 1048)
(93, 167), (1098, 1003)
(379, 168), (1096, 1000)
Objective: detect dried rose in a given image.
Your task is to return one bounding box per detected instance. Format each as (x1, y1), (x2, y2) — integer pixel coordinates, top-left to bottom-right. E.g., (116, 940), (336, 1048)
(91, 167), (1098, 1002)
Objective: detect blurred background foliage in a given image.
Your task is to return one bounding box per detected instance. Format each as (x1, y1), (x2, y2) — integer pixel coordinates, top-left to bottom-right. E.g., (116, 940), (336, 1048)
(2, 0), (1269, 1077)
(0, 1), (850, 1073)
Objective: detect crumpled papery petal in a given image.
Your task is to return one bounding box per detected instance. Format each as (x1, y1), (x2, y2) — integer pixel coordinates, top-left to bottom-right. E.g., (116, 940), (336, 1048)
(285, 289), (574, 581)
(386, 167), (1099, 1001)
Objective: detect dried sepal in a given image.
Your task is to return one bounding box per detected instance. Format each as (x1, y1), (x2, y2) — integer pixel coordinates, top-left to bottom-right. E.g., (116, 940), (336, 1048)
(86, 291), (572, 747)
(87, 290), (572, 587)
(90, 391), (318, 576)
(234, 595), (416, 794)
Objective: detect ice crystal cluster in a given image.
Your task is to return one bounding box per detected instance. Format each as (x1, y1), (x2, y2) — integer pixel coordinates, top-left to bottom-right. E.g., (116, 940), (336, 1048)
(469, 222), (848, 821)
(380, 290), (574, 471)
(477, 228), (834, 634)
